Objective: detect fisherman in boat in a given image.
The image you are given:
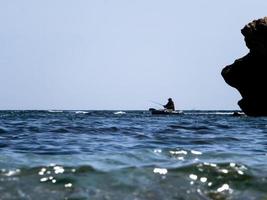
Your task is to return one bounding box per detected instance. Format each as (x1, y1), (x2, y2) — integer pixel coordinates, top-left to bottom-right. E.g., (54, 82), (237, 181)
(164, 98), (175, 112)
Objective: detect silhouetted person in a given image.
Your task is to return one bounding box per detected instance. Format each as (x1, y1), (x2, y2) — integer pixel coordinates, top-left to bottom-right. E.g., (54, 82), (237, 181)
(164, 98), (175, 111)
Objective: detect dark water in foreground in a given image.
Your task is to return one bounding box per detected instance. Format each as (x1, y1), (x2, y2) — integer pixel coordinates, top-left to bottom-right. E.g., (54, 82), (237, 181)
(0, 110), (267, 200)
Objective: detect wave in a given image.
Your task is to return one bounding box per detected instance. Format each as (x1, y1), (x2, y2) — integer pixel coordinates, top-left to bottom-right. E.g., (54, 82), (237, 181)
(0, 162), (265, 200)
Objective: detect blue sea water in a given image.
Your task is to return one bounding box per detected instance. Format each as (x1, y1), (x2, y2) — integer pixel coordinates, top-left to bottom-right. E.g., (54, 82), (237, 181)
(0, 110), (267, 200)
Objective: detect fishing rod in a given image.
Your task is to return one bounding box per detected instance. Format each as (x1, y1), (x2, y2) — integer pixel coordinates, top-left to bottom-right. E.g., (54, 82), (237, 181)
(149, 100), (164, 107)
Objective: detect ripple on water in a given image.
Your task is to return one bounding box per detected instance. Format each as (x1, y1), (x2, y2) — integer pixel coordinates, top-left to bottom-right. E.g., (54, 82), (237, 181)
(168, 124), (212, 131)
(51, 128), (71, 133)
(0, 127), (8, 134)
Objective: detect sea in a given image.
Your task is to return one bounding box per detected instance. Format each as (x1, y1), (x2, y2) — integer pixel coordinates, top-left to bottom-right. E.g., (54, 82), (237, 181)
(0, 110), (267, 200)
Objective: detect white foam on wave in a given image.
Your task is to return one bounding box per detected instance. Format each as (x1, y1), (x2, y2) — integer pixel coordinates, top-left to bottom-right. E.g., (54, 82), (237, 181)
(48, 110), (63, 113)
(75, 111), (88, 114)
(114, 111), (126, 115)
(214, 112), (237, 115)
(186, 112), (241, 115)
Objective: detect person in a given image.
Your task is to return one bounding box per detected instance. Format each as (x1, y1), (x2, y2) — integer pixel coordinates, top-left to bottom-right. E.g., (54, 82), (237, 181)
(164, 98), (175, 111)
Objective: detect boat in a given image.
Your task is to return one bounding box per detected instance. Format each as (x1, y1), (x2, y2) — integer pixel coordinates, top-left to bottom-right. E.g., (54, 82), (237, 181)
(149, 108), (183, 115)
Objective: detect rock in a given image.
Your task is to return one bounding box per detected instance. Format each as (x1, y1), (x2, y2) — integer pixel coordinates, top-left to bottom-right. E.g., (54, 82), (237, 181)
(221, 17), (267, 116)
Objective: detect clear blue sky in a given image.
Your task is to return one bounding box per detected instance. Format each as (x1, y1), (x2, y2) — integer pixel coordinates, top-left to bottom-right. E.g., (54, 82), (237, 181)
(0, 0), (266, 110)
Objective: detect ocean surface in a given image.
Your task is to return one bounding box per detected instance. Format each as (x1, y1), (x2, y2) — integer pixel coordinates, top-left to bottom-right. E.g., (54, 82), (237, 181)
(0, 110), (267, 200)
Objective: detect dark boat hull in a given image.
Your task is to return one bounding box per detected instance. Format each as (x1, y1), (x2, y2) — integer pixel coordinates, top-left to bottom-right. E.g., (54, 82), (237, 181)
(150, 109), (182, 115)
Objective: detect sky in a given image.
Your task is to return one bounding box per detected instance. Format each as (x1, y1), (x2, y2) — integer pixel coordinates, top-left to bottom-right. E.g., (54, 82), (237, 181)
(0, 0), (267, 110)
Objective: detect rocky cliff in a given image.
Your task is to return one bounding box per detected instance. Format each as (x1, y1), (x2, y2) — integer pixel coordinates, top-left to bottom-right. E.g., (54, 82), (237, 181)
(221, 17), (267, 116)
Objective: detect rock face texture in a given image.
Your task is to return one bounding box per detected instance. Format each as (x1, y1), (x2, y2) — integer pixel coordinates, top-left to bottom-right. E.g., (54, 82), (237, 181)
(221, 17), (267, 116)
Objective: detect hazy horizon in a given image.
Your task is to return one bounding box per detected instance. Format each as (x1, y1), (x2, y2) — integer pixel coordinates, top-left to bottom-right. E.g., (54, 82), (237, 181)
(1, 0), (267, 110)
(0, 109), (241, 111)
